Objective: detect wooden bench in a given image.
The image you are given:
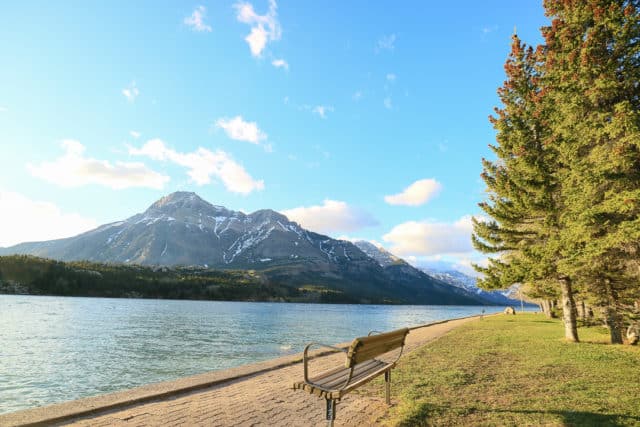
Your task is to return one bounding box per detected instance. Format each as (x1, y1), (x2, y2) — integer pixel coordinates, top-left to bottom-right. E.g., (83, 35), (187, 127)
(292, 327), (410, 426)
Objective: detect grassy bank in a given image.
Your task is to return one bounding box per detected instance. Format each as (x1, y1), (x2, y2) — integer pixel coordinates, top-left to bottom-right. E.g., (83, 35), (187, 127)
(372, 313), (640, 426)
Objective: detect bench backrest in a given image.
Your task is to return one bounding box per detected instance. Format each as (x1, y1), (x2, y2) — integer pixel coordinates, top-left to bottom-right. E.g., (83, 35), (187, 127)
(345, 327), (410, 368)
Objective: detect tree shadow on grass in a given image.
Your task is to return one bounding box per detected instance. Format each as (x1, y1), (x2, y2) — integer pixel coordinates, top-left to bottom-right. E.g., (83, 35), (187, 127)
(397, 403), (640, 427)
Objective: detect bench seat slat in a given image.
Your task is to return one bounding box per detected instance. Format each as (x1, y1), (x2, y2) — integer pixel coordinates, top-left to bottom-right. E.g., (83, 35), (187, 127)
(317, 360), (387, 390)
(310, 359), (381, 385)
(293, 359), (394, 399)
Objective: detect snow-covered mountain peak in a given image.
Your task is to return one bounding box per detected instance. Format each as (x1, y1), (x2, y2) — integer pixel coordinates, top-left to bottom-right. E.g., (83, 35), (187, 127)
(353, 241), (403, 267)
(248, 209), (290, 225)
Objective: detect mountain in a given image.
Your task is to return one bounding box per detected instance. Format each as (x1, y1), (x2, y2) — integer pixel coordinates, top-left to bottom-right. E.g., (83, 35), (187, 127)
(0, 192), (489, 305)
(353, 241), (504, 305)
(353, 241), (403, 267)
(422, 267), (524, 305)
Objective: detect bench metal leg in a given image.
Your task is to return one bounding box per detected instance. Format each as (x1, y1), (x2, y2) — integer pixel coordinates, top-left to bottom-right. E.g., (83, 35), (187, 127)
(385, 370), (391, 405)
(326, 399), (336, 427)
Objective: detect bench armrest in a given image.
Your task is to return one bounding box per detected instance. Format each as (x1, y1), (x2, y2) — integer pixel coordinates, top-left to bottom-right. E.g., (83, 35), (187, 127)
(367, 330), (383, 336)
(303, 342), (347, 383)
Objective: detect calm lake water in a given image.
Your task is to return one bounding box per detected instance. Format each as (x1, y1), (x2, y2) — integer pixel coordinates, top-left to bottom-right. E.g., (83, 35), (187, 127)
(0, 295), (522, 414)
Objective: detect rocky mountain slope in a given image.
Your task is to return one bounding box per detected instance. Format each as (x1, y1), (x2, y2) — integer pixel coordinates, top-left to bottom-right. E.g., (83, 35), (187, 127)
(1, 192), (491, 305)
(353, 241), (508, 305)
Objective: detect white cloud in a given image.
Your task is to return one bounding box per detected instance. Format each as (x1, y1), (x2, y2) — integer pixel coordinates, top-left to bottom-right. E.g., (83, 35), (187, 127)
(382, 215), (475, 256)
(184, 5), (212, 32)
(386, 73), (396, 82)
(130, 130), (141, 139)
(272, 58), (289, 70)
(0, 191), (99, 247)
(384, 178), (442, 206)
(28, 140), (169, 190)
(215, 115), (267, 144)
(312, 105), (333, 119)
(383, 97), (392, 109)
(281, 199), (378, 235)
(122, 81), (139, 102)
(234, 0), (281, 57)
(376, 34), (396, 52)
(129, 139), (264, 194)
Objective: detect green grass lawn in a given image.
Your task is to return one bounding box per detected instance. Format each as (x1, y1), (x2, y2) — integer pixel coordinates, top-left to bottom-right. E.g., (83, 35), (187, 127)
(369, 313), (640, 426)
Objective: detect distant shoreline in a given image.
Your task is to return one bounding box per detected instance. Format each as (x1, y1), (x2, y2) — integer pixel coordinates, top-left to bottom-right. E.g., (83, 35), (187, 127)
(0, 255), (527, 306)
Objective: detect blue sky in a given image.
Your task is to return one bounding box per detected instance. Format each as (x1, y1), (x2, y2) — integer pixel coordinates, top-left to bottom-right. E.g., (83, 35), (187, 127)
(0, 1), (548, 273)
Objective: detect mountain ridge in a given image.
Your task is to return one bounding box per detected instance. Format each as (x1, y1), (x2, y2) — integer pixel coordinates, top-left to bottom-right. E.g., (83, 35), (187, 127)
(0, 192), (494, 305)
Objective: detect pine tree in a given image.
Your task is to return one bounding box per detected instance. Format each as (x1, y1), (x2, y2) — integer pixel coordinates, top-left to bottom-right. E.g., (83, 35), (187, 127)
(472, 34), (581, 339)
(542, 0), (640, 343)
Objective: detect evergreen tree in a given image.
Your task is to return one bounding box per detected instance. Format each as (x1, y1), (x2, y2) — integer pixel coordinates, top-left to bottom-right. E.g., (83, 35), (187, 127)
(472, 34), (580, 339)
(542, 0), (640, 343)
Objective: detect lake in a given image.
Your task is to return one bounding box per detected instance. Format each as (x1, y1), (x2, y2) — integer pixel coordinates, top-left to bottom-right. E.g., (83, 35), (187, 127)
(0, 295), (525, 414)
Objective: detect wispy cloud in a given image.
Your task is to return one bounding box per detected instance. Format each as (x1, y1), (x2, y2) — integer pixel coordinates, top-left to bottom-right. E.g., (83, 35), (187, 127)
(376, 34), (396, 53)
(122, 81), (139, 102)
(271, 58), (289, 70)
(386, 73), (396, 82)
(352, 91), (363, 101)
(282, 199), (378, 235)
(215, 115), (267, 145)
(0, 106), (7, 113)
(184, 5), (212, 32)
(234, 0), (281, 57)
(130, 130), (141, 139)
(28, 140), (169, 189)
(313, 144), (330, 159)
(289, 99), (335, 119)
(0, 191), (98, 247)
(383, 97), (392, 109)
(311, 105), (333, 119)
(129, 139), (264, 194)
(384, 178), (442, 206)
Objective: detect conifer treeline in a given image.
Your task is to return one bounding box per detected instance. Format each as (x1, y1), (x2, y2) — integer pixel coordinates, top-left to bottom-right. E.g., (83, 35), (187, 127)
(473, 0), (640, 344)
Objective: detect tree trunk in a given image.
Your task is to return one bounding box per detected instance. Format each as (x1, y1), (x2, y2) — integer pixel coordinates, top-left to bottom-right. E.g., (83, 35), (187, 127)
(549, 300), (558, 318)
(605, 306), (623, 344)
(578, 300), (586, 323)
(540, 300), (549, 317)
(559, 278), (579, 342)
(604, 279), (623, 344)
